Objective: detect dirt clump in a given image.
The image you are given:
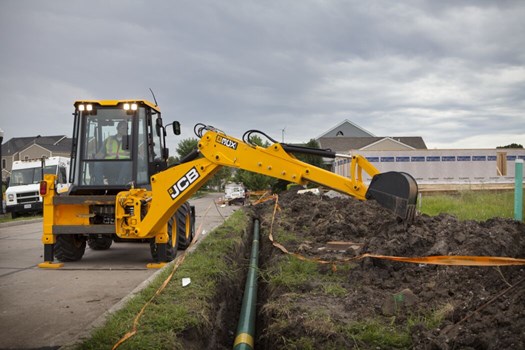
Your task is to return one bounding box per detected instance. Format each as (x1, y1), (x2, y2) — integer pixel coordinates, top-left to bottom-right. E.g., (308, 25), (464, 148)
(254, 191), (525, 349)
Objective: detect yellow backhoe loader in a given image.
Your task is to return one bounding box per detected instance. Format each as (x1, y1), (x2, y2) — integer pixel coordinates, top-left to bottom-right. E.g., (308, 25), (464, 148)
(39, 99), (418, 268)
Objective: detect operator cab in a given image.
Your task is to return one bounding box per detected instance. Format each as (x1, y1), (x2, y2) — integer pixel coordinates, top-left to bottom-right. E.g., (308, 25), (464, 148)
(68, 100), (175, 195)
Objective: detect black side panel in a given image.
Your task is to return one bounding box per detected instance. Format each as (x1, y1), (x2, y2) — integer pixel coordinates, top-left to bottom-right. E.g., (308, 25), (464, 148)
(53, 225), (115, 234)
(53, 195), (115, 205)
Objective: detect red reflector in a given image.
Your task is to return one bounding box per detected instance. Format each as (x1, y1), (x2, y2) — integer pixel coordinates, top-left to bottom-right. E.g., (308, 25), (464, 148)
(40, 181), (48, 195)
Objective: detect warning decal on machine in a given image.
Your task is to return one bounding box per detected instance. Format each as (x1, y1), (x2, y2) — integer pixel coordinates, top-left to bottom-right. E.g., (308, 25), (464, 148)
(215, 135), (238, 150)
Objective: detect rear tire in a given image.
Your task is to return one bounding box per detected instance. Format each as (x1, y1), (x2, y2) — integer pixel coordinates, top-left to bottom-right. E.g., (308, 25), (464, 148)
(55, 234), (86, 262)
(177, 202), (195, 250)
(87, 236), (113, 250)
(149, 216), (177, 262)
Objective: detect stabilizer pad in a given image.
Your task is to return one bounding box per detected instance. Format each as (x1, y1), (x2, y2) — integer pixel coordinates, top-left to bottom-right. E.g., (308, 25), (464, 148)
(147, 262), (167, 269)
(38, 262), (64, 269)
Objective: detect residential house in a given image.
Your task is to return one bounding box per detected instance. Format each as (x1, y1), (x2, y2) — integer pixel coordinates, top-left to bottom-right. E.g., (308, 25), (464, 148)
(315, 120), (427, 168)
(1, 135), (72, 183)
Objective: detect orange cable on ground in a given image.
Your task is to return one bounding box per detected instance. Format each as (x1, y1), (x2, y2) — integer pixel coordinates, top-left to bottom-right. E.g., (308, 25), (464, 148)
(112, 254), (187, 350)
(112, 201), (214, 349)
(252, 193), (279, 206)
(360, 253), (525, 266)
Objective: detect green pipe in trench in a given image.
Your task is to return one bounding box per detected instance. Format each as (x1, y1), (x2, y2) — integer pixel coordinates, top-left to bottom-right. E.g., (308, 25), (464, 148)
(233, 219), (260, 350)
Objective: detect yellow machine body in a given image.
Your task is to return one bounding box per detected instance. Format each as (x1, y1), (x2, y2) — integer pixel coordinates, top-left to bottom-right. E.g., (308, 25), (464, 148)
(39, 99), (418, 267)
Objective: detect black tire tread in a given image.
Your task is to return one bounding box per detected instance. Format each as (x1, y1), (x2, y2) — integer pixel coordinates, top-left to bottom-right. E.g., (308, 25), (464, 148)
(87, 236), (113, 250)
(149, 216), (177, 262)
(55, 234), (86, 262)
(177, 202), (195, 250)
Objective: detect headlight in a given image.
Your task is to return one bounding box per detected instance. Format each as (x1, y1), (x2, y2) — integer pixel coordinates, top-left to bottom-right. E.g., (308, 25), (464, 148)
(7, 194), (14, 201)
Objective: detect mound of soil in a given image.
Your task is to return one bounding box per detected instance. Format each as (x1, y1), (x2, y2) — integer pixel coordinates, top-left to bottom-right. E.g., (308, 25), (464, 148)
(254, 191), (525, 349)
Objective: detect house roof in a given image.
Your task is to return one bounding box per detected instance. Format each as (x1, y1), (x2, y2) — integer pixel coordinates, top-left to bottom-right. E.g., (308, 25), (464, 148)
(315, 119), (375, 139)
(2, 135), (72, 156)
(318, 136), (427, 152)
(364, 137), (427, 150)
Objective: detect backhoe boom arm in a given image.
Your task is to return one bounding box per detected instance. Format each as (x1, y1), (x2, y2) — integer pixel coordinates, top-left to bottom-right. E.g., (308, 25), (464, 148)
(115, 128), (417, 239)
(198, 129), (377, 199)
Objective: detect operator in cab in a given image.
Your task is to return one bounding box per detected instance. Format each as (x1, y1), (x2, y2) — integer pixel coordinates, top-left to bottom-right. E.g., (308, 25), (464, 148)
(97, 121), (130, 160)
(94, 120), (132, 185)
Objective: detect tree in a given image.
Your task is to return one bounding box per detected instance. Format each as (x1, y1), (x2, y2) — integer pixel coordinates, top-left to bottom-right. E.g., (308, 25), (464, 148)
(176, 138), (199, 159)
(294, 139), (324, 168)
(497, 143), (523, 149)
(166, 138), (199, 166)
(167, 156), (178, 167)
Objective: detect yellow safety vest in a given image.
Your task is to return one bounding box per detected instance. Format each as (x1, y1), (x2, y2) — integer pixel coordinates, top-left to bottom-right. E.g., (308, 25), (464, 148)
(105, 136), (130, 159)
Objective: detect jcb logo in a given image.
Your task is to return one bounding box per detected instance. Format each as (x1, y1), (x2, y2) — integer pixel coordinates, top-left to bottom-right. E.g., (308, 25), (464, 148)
(216, 135), (238, 150)
(168, 167), (200, 200)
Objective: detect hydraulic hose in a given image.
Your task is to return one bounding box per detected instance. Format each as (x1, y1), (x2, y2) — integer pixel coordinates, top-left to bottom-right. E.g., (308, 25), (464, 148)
(233, 219), (260, 350)
(281, 143), (336, 158)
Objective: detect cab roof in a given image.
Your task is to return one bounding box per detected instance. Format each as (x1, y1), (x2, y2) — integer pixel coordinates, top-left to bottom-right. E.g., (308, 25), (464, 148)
(74, 99), (161, 113)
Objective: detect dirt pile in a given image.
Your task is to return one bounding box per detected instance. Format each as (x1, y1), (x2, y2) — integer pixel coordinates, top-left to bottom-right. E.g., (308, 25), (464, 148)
(254, 191), (525, 349)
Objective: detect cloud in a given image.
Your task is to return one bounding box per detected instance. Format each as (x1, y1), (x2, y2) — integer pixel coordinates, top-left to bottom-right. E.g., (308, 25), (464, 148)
(0, 0), (524, 152)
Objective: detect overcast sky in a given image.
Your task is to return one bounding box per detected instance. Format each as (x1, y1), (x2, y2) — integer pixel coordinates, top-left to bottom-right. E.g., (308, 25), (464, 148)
(1, 0), (524, 153)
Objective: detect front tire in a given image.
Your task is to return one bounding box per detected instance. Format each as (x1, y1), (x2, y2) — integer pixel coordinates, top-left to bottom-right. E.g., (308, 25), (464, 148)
(55, 234), (86, 262)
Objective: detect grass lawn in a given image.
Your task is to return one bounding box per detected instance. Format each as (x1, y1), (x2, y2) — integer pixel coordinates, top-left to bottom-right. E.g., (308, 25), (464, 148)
(418, 190), (523, 221)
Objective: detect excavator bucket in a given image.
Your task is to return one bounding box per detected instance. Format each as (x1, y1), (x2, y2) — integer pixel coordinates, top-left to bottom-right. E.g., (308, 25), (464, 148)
(365, 171), (418, 223)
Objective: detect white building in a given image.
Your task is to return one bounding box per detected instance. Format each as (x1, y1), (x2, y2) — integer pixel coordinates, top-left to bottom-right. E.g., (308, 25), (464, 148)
(317, 120), (524, 189)
(334, 148), (525, 188)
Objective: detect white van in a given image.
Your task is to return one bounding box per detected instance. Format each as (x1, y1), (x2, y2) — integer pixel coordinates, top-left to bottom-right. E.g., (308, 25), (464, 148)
(224, 182), (246, 205)
(5, 156), (70, 218)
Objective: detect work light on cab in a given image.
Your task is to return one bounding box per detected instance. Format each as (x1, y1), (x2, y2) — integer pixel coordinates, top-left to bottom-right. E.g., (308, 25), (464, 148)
(78, 104), (93, 112)
(123, 103), (138, 111)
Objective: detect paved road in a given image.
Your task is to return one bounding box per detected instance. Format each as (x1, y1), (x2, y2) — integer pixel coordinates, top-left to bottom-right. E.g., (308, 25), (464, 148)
(0, 193), (239, 349)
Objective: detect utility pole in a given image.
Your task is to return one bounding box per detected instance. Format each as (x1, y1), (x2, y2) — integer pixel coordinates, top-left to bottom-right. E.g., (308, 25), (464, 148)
(281, 127), (286, 143)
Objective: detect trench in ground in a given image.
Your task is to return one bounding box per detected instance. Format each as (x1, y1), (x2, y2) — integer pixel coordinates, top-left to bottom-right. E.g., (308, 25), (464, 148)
(205, 192), (525, 350)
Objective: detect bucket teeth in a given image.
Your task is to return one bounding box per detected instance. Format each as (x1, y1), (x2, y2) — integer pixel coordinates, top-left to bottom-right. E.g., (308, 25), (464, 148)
(365, 171), (418, 223)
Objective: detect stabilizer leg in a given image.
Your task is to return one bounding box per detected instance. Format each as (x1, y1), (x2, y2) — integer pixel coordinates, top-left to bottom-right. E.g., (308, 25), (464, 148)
(147, 243), (168, 269)
(38, 244), (64, 268)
